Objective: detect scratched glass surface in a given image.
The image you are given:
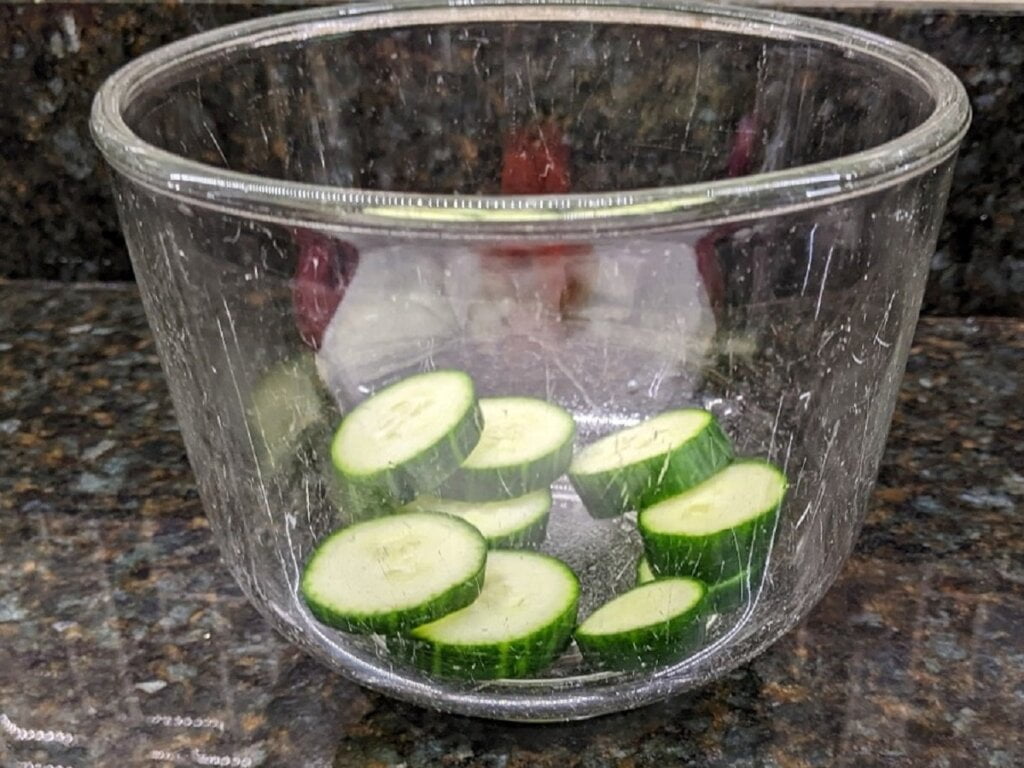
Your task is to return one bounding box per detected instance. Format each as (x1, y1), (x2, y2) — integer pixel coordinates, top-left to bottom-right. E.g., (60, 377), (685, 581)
(90, 1), (968, 720)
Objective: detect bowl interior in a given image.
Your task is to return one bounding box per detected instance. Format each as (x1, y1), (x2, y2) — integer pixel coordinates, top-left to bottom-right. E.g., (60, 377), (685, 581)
(123, 11), (935, 196)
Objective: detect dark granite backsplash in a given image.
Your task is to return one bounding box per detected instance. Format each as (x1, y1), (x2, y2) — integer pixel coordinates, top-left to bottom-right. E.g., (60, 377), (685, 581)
(1, 3), (1022, 315)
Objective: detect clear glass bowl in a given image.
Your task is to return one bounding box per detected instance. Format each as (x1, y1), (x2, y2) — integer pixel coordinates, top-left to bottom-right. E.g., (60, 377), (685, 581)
(91, 0), (968, 721)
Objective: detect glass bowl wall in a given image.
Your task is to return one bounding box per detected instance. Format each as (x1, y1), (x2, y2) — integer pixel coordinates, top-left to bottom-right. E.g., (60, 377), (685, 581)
(91, 0), (968, 721)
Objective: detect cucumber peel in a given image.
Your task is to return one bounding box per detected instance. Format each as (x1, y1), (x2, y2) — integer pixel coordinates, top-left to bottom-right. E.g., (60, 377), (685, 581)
(331, 370), (483, 513)
(438, 397), (575, 500)
(398, 550), (580, 679)
(401, 489), (552, 548)
(248, 356), (332, 477)
(636, 555), (762, 613)
(705, 566), (762, 613)
(301, 511), (487, 634)
(568, 409), (732, 518)
(575, 578), (708, 669)
(635, 555), (656, 586)
(639, 459), (786, 583)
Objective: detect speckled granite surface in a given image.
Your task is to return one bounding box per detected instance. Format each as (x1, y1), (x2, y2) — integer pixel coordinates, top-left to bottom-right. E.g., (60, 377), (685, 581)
(1, 4), (1023, 315)
(1, 281), (1021, 767)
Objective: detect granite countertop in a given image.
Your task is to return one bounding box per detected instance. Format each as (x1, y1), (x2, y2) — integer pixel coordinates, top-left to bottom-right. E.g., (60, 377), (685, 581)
(1, 281), (1022, 767)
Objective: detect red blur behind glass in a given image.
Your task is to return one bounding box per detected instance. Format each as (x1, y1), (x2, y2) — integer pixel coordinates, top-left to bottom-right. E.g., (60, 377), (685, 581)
(500, 120), (572, 195)
(488, 119), (592, 316)
(292, 229), (359, 350)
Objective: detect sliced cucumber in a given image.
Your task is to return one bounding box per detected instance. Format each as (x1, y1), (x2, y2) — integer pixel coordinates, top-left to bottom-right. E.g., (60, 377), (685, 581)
(635, 555), (761, 613)
(438, 397), (575, 501)
(248, 356), (331, 477)
(575, 578), (708, 669)
(401, 489), (552, 548)
(331, 370), (483, 512)
(635, 555), (656, 586)
(705, 566), (762, 613)
(639, 460), (786, 583)
(326, 467), (412, 524)
(568, 409), (732, 518)
(301, 511), (486, 634)
(399, 550), (579, 679)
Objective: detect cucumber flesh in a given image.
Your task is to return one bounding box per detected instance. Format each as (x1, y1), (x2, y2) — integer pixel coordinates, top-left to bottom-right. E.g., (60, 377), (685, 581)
(400, 550), (580, 679)
(438, 397), (575, 501)
(401, 489), (552, 548)
(639, 460), (786, 583)
(331, 370), (483, 510)
(248, 356), (330, 476)
(301, 511), (486, 634)
(575, 578), (708, 669)
(635, 555), (656, 586)
(326, 466), (412, 524)
(635, 555), (761, 613)
(568, 409), (732, 518)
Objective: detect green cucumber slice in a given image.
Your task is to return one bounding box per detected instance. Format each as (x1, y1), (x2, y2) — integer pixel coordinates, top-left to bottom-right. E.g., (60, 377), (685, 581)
(438, 397), (575, 500)
(401, 489), (552, 548)
(639, 460), (786, 583)
(331, 370), (483, 510)
(301, 511), (486, 634)
(705, 567), (762, 613)
(635, 555), (656, 586)
(635, 555), (762, 613)
(568, 409), (732, 519)
(248, 356), (331, 477)
(399, 550), (580, 679)
(326, 468), (412, 523)
(575, 578), (708, 669)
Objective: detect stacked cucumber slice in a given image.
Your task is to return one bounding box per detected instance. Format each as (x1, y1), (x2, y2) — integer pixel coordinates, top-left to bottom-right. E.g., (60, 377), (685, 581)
(303, 370), (578, 679)
(401, 489), (552, 548)
(396, 550), (579, 679)
(438, 397), (575, 500)
(568, 409), (732, 518)
(568, 412), (785, 670)
(639, 460), (786, 582)
(331, 369), (483, 508)
(576, 578), (707, 669)
(301, 512), (487, 634)
(636, 555), (762, 613)
(296, 367), (786, 680)
(247, 355), (335, 478)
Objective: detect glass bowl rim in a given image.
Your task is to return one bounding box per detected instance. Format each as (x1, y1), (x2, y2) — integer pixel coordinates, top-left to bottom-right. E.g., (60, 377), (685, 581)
(90, 0), (970, 235)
